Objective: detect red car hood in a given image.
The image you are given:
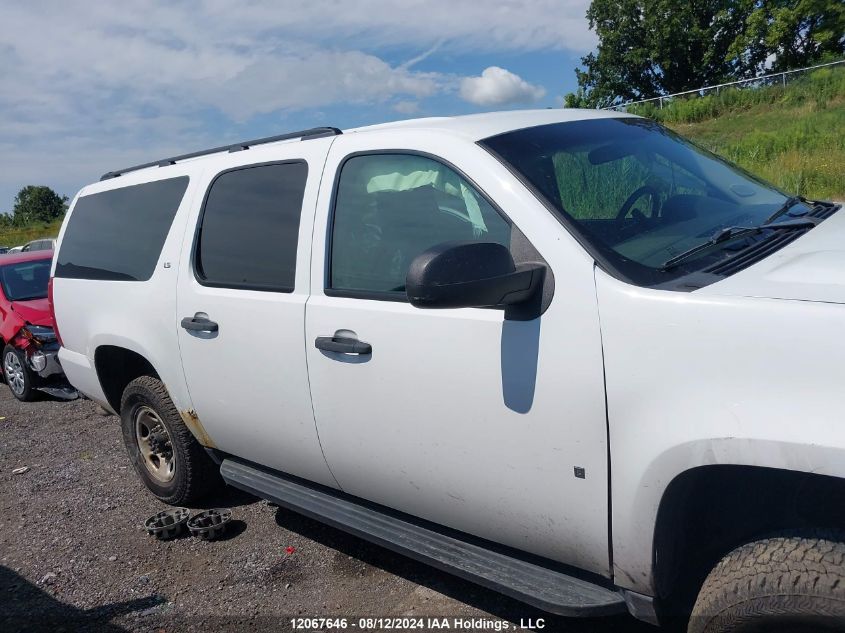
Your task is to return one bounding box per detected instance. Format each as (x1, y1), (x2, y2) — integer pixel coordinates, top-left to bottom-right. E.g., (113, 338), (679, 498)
(10, 298), (53, 327)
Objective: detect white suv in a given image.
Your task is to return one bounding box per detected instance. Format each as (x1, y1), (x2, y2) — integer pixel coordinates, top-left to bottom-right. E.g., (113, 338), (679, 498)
(52, 110), (845, 632)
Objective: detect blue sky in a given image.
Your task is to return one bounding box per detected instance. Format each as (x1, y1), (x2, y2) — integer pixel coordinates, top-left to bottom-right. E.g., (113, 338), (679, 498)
(0, 1), (595, 213)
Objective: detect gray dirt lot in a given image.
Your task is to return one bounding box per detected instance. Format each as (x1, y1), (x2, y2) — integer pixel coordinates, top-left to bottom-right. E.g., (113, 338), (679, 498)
(0, 388), (650, 632)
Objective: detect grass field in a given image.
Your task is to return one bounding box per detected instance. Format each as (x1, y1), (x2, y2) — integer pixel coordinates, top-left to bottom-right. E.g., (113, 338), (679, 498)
(630, 64), (845, 201)
(0, 218), (63, 249)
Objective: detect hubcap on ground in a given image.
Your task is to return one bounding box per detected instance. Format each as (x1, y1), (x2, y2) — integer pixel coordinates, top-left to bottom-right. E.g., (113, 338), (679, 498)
(134, 406), (176, 483)
(3, 351), (25, 396)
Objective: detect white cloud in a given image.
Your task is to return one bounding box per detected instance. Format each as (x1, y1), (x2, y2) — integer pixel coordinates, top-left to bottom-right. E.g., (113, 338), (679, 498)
(0, 1), (590, 124)
(158, 1), (596, 54)
(0, 1), (591, 209)
(393, 101), (421, 115)
(189, 50), (442, 122)
(459, 66), (547, 106)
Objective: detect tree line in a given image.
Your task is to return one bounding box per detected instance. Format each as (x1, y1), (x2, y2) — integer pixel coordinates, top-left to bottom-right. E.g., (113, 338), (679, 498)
(565, 0), (845, 108)
(0, 186), (67, 228)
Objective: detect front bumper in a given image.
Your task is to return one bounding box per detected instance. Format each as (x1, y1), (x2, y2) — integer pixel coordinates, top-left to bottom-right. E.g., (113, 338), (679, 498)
(26, 344), (63, 379)
(23, 343), (78, 400)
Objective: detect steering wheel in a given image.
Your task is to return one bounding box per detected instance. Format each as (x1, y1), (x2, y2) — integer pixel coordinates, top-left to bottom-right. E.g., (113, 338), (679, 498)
(616, 185), (661, 223)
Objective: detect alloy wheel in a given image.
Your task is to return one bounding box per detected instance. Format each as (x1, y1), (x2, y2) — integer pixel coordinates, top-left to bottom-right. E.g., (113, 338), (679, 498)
(3, 351), (25, 396)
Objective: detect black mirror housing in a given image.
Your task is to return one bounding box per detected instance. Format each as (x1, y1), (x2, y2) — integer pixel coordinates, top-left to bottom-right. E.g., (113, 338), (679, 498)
(406, 241), (545, 311)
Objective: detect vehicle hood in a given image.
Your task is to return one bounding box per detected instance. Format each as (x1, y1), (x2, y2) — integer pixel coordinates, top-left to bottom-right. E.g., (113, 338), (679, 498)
(698, 206), (845, 305)
(10, 298), (53, 327)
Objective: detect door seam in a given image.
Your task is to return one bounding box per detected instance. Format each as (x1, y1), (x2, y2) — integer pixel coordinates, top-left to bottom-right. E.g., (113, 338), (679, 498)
(304, 136), (343, 491)
(593, 262), (614, 582)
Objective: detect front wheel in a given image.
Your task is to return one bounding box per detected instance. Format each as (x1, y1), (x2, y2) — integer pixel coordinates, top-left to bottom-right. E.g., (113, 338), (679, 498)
(3, 345), (37, 401)
(120, 376), (222, 505)
(689, 532), (845, 633)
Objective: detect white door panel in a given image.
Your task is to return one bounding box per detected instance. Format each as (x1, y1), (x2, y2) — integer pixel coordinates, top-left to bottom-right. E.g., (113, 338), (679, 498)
(178, 286), (336, 485)
(177, 139), (337, 488)
(306, 132), (610, 574)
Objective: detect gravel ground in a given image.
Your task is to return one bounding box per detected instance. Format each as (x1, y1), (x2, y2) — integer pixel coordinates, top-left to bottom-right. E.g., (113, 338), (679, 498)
(0, 388), (651, 633)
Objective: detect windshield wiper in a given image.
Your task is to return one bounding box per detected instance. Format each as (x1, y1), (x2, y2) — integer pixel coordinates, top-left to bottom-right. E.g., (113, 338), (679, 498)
(660, 217), (818, 271)
(763, 195), (809, 225)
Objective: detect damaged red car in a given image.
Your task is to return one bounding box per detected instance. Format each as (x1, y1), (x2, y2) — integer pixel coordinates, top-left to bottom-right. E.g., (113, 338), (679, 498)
(0, 250), (75, 401)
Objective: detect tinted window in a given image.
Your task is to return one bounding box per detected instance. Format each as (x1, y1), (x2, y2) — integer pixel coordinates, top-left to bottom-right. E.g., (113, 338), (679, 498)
(330, 154), (511, 295)
(482, 118), (790, 285)
(0, 259), (52, 301)
(56, 177), (189, 281)
(196, 162), (307, 291)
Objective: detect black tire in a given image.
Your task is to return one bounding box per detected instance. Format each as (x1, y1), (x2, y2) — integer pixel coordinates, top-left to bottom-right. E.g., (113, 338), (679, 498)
(120, 376), (222, 505)
(3, 345), (37, 402)
(689, 532), (845, 633)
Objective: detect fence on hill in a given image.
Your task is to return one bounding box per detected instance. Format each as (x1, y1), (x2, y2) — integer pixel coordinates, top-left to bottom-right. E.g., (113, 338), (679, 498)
(604, 58), (845, 112)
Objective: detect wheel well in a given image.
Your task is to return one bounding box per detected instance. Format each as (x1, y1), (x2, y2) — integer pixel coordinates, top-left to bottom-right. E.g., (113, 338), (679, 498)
(94, 346), (159, 413)
(653, 465), (845, 616)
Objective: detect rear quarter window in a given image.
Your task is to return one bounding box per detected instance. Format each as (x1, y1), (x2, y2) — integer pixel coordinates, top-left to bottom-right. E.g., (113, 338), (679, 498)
(55, 176), (189, 281)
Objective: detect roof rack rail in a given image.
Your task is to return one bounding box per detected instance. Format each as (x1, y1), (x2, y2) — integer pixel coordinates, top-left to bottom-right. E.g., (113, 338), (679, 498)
(100, 126), (342, 181)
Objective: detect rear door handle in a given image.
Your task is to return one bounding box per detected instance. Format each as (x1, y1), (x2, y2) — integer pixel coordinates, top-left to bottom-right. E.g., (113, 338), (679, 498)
(315, 336), (372, 355)
(181, 315), (219, 333)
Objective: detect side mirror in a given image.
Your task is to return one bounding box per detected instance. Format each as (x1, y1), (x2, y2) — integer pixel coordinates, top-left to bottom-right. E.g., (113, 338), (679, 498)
(406, 241), (545, 311)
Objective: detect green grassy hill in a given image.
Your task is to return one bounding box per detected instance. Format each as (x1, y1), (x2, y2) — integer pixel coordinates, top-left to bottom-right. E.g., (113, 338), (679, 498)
(0, 218), (64, 249)
(630, 64), (845, 201)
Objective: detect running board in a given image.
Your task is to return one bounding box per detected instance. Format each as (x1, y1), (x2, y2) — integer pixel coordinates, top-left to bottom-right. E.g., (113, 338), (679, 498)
(220, 458), (625, 617)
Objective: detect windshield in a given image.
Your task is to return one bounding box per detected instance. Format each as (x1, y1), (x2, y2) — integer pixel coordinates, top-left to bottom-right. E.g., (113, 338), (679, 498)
(0, 259), (51, 301)
(481, 118), (803, 286)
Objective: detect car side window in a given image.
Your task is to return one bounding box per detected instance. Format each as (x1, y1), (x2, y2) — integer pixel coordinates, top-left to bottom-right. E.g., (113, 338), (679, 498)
(195, 161), (308, 292)
(330, 154), (512, 296)
(56, 177), (189, 281)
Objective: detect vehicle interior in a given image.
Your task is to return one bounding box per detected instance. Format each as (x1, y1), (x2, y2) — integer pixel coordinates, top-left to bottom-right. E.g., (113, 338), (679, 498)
(331, 155), (512, 293)
(482, 118), (792, 282)
(546, 140), (782, 268)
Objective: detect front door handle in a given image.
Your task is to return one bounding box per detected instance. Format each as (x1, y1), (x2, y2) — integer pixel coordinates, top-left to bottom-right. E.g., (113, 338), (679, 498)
(315, 335), (372, 355)
(181, 315), (219, 333)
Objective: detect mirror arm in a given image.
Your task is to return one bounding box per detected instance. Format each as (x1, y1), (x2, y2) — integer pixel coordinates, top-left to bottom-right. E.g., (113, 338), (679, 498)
(497, 264), (545, 305)
(502, 264), (546, 321)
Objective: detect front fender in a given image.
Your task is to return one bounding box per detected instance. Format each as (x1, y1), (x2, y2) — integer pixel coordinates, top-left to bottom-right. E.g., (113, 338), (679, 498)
(613, 439), (845, 593)
(595, 269), (845, 594)
(0, 309), (26, 349)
